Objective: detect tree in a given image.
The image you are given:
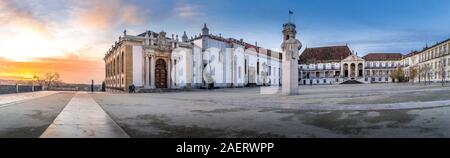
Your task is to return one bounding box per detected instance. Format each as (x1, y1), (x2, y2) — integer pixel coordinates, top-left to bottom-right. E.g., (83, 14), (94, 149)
(390, 69), (398, 83)
(44, 72), (60, 89)
(409, 66), (418, 85)
(390, 67), (406, 83)
(101, 81), (106, 92)
(441, 57), (447, 87)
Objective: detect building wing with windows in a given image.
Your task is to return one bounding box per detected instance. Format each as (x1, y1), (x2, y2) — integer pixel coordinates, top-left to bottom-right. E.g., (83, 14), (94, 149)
(104, 24), (282, 91)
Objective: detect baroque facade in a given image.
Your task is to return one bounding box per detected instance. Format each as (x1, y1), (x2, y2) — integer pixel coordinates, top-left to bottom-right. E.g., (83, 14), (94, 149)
(104, 21), (450, 91)
(298, 38), (450, 85)
(298, 45), (403, 85)
(104, 24), (282, 91)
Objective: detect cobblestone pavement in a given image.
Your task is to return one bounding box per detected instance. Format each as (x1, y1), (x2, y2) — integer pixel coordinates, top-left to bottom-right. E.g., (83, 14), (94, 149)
(0, 91), (59, 107)
(1, 84), (450, 138)
(0, 92), (74, 138)
(90, 84), (450, 138)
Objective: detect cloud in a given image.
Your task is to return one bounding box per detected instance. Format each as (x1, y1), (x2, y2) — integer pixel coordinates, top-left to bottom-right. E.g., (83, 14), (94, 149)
(174, 3), (204, 20)
(68, 0), (144, 31)
(0, 0), (51, 37)
(0, 56), (104, 84)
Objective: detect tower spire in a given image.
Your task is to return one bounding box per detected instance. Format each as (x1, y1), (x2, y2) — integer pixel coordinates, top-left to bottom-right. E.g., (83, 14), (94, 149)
(182, 31), (188, 42)
(202, 23), (209, 35)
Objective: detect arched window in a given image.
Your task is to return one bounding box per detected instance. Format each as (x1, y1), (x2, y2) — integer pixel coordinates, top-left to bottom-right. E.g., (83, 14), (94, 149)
(121, 52), (124, 73)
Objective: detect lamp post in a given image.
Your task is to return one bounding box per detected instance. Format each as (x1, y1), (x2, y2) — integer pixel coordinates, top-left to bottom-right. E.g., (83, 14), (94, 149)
(91, 80), (94, 93)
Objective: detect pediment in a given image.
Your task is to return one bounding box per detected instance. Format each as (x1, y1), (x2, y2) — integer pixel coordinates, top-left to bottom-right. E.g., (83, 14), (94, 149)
(342, 54), (364, 62)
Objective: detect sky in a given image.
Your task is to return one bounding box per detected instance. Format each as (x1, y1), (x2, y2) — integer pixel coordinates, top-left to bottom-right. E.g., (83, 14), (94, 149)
(0, 0), (449, 84)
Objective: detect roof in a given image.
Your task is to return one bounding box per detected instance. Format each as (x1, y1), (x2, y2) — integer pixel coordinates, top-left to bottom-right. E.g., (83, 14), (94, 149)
(404, 51), (420, 57)
(299, 46), (352, 64)
(420, 38), (450, 53)
(245, 44), (259, 52)
(362, 53), (403, 61)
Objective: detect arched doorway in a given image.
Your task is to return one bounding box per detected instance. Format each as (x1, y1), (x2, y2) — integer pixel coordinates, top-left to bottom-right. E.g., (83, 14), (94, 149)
(350, 63), (356, 79)
(343, 63), (349, 78)
(358, 63), (363, 77)
(155, 59), (167, 88)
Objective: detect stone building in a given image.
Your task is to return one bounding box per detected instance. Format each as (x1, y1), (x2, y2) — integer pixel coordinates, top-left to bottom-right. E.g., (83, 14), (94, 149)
(104, 24), (282, 91)
(407, 39), (450, 83)
(298, 46), (403, 85)
(298, 46), (351, 85)
(363, 53), (402, 83)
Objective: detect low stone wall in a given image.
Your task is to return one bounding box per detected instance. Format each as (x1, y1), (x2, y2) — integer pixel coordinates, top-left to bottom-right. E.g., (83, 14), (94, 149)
(0, 85), (42, 94)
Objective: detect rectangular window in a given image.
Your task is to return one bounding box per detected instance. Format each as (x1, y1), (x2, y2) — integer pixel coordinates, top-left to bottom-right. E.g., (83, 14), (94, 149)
(269, 66), (272, 76)
(245, 59), (247, 75)
(122, 53), (124, 73)
(279, 68), (281, 77)
(257, 62), (260, 75)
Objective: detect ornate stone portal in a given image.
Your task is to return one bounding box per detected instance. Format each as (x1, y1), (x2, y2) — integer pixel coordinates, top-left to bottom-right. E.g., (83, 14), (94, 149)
(281, 22), (302, 95)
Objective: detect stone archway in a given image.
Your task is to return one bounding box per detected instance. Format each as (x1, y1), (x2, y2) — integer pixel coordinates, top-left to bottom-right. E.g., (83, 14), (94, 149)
(155, 59), (167, 88)
(358, 63), (363, 77)
(343, 63), (349, 78)
(350, 63), (356, 79)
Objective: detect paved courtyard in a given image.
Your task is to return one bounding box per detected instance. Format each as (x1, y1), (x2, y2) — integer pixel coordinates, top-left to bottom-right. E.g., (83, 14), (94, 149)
(1, 84), (450, 138)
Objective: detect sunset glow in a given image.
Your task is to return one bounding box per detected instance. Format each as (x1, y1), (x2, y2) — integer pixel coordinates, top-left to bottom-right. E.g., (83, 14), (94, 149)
(1, 0), (449, 84)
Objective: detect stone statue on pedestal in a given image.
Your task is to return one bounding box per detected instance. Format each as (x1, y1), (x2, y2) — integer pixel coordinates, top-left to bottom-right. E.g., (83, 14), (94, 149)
(281, 21), (302, 95)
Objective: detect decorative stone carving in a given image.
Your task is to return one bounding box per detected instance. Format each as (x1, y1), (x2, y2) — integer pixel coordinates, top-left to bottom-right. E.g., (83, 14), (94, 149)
(157, 31), (172, 51)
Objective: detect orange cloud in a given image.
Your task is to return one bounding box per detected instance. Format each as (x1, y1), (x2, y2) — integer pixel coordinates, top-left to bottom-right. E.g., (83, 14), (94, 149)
(0, 57), (105, 84)
(70, 0), (144, 31)
(0, 0), (51, 37)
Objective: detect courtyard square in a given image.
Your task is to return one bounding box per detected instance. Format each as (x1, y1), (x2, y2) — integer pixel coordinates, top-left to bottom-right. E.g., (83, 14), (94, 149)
(1, 84), (450, 138)
(90, 84), (450, 138)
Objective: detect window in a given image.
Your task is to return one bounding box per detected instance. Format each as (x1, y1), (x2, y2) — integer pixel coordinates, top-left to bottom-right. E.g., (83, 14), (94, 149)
(279, 68), (281, 77)
(257, 61), (260, 75)
(269, 66), (272, 76)
(121, 52), (124, 73)
(244, 59), (247, 75)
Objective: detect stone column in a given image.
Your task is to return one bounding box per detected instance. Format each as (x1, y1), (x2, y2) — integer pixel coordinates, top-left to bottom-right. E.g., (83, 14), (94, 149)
(167, 59), (172, 89)
(150, 56), (156, 88)
(355, 63), (359, 79)
(347, 63), (351, 78)
(144, 56), (150, 88)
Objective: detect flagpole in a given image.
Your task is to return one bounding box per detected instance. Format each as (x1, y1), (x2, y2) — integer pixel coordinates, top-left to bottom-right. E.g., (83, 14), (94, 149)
(289, 11), (291, 23)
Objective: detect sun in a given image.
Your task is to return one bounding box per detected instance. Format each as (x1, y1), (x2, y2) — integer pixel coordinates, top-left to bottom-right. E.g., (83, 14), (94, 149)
(0, 29), (60, 62)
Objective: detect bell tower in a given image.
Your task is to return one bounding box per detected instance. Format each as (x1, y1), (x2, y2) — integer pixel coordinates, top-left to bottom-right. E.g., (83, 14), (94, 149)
(281, 11), (302, 95)
(282, 23), (297, 42)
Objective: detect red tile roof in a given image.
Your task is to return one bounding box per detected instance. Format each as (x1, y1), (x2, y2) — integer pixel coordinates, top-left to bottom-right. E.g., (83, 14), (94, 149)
(244, 44), (259, 52)
(362, 53), (403, 61)
(299, 46), (352, 64)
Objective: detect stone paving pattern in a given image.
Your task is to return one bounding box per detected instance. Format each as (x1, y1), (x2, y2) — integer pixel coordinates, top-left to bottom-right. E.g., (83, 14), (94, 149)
(1, 84), (450, 138)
